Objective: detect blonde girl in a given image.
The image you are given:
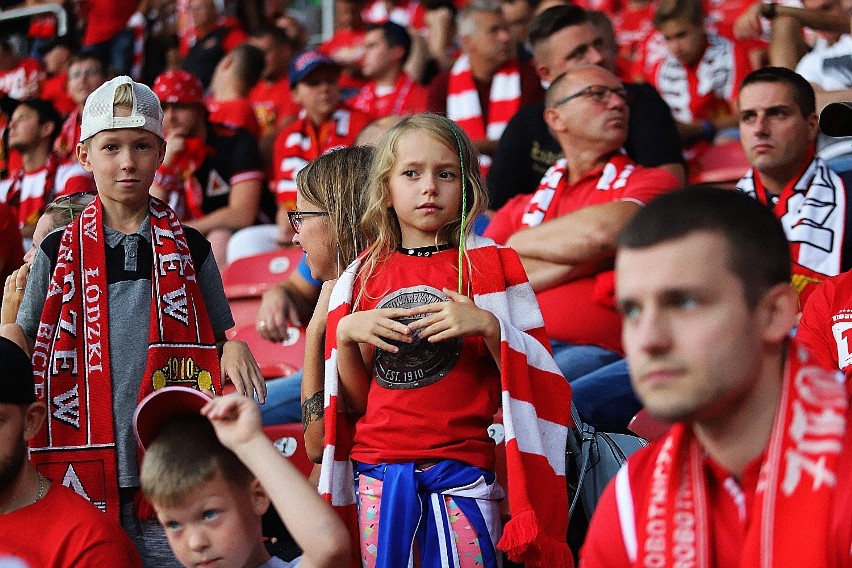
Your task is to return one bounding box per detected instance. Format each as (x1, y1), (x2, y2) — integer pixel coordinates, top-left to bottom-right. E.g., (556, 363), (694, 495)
(320, 114), (574, 568)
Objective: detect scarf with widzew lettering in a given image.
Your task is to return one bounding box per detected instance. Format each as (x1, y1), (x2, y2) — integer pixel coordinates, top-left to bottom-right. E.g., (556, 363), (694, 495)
(618, 341), (847, 568)
(737, 154), (846, 304)
(29, 196), (222, 522)
(446, 55), (520, 175)
(319, 235), (574, 568)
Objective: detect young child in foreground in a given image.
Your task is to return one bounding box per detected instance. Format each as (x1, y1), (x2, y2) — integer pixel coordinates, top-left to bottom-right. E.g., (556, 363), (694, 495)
(319, 113), (574, 567)
(138, 388), (351, 568)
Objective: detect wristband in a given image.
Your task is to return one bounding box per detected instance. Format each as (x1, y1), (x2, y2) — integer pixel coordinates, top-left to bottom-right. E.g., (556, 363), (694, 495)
(760, 2), (778, 19)
(701, 119), (716, 142)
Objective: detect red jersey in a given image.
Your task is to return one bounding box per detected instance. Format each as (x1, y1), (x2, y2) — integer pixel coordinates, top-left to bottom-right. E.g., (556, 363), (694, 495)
(485, 155), (680, 352)
(361, 0), (426, 33)
(798, 271), (852, 381)
(582, 360), (852, 567)
(207, 97), (261, 139)
(0, 481), (142, 567)
(613, 2), (657, 81)
(271, 105), (372, 209)
(248, 76), (300, 134)
(0, 58), (43, 100)
(350, 73), (429, 117)
(41, 71), (76, 116)
(0, 156), (94, 228)
(350, 249), (501, 469)
(81, 0), (137, 45)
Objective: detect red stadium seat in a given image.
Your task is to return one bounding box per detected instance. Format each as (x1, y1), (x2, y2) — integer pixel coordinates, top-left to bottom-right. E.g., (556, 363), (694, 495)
(628, 409), (671, 443)
(263, 422), (314, 478)
(221, 248), (304, 300)
(688, 141), (750, 187)
(226, 323), (305, 379)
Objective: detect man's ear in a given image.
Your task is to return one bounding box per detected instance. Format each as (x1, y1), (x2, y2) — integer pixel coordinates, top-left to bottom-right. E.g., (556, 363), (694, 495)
(757, 282), (799, 345)
(543, 106), (562, 133)
(23, 402), (46, 442)
(76, 142), (93, 173)
(40, 121), (57, 141)
(248, 477), (271, 516)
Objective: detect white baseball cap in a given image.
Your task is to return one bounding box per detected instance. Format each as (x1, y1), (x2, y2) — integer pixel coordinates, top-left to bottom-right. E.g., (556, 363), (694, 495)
(80, 75), (164, 142)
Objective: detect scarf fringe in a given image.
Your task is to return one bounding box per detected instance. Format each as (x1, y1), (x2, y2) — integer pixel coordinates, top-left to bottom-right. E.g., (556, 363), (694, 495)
(498, 509), (574, 568)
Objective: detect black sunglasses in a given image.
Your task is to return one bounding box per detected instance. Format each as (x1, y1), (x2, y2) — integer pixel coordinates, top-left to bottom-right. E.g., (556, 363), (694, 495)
(288, 210), (329, 233)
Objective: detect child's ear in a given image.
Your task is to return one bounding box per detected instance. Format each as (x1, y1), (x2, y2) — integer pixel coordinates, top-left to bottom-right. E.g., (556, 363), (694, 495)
(76, 142), (93, 172)
(248, 478), (271, 516)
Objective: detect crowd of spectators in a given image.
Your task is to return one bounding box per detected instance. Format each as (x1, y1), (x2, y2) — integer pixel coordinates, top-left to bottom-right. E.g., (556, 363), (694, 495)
(0, 0), (851, 565)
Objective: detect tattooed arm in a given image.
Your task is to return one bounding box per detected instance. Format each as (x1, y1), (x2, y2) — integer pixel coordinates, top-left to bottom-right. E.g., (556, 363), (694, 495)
(302, 281), (334, 463)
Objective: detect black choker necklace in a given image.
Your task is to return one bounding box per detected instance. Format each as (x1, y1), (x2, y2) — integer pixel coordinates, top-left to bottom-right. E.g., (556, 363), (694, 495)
(398, 243), (452, 257)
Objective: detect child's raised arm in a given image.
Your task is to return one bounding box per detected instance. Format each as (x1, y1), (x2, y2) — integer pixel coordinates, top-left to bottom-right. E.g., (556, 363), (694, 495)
(335, 307), (414, 414)
(406, 289), (502, 366)
(202, 395), (351, 568)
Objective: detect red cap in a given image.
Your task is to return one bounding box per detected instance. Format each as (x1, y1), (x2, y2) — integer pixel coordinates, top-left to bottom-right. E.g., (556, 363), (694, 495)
(152, 70), (205, 105)
(133, 386), (212, 450)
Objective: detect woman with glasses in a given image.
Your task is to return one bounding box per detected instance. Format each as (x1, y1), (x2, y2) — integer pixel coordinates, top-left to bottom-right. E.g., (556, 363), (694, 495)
(258, 146), (374, 452)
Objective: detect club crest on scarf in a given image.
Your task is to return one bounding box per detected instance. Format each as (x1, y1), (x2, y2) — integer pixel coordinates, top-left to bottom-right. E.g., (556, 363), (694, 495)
(373, 285), (462, 389)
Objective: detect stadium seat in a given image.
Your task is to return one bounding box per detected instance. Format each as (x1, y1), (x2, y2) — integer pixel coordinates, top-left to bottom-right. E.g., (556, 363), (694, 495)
(221, 248), (304, 300)
(628, 409), (671, 443)
(688, 141), (750, 187)
(263, 422), (314, 478)
(226, 323), (305, 379)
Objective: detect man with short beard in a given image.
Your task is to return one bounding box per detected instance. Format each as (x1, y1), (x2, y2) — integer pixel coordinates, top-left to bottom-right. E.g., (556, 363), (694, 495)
(0, 337), (140, 566)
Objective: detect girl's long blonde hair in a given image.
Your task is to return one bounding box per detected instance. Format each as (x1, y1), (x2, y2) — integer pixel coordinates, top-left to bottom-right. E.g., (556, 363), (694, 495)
(296, 145), (374, 273)
(358, 113), (488, 291)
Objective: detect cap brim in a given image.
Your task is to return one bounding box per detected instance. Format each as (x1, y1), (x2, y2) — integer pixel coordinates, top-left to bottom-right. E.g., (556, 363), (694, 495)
(819, 102), (852, 137)
(292, 60), (340, 85)
(133, 386), (212, 451)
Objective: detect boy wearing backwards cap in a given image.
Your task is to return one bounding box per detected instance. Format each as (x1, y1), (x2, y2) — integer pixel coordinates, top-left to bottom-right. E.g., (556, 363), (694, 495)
(0, 336), (141, 566)
(136, 388), (351, 568)
(11, 75), (265, 564)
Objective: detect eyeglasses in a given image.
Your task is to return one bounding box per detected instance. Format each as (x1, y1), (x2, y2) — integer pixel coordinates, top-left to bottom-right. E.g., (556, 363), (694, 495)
(551, 85), (629, 108)
(68, 68), (103, 79)
(287, 210), (329, 233)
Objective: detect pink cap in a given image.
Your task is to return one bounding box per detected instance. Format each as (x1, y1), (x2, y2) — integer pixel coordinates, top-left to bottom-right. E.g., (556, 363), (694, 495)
(133, 386), (212, 451)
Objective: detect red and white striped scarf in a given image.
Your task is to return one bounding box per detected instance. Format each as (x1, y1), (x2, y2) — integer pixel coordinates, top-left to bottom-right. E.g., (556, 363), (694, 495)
(319, 235), (574, 568)
(737, 154), (846, 304)
(350, 72), (417, 117)
(520, 153), (636, 228)
(273, 107), (366, 211)
(446, 56), (521, 174)
(28, 197), (222, 521)
(614, 341), (848, 567)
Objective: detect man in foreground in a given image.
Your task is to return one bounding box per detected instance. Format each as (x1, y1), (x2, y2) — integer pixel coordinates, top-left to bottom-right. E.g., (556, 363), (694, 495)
(582, 187), (851, 566)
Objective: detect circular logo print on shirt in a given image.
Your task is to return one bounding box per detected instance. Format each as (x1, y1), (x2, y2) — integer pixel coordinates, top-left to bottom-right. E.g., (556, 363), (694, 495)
(373, 285), (462, 389)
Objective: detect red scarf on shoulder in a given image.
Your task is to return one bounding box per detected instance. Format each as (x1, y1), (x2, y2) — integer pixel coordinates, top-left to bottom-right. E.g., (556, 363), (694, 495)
(29, 196), (222, 522)
(621, 341), (847, 567)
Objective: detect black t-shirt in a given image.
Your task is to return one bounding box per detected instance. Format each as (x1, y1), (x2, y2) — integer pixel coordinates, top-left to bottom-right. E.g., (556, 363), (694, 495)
(486, 82), (684, 210)
(195, 122), (272, 221)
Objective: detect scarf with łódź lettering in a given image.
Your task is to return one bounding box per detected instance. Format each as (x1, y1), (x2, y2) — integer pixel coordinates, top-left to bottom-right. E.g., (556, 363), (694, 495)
(319, 235), (574, 568)
(29, 196), (221, 522)
(618, 341), (847, 568)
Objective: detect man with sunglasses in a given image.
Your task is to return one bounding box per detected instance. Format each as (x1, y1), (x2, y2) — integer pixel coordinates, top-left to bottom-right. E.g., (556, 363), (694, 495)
(485, 65), (681, 425)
